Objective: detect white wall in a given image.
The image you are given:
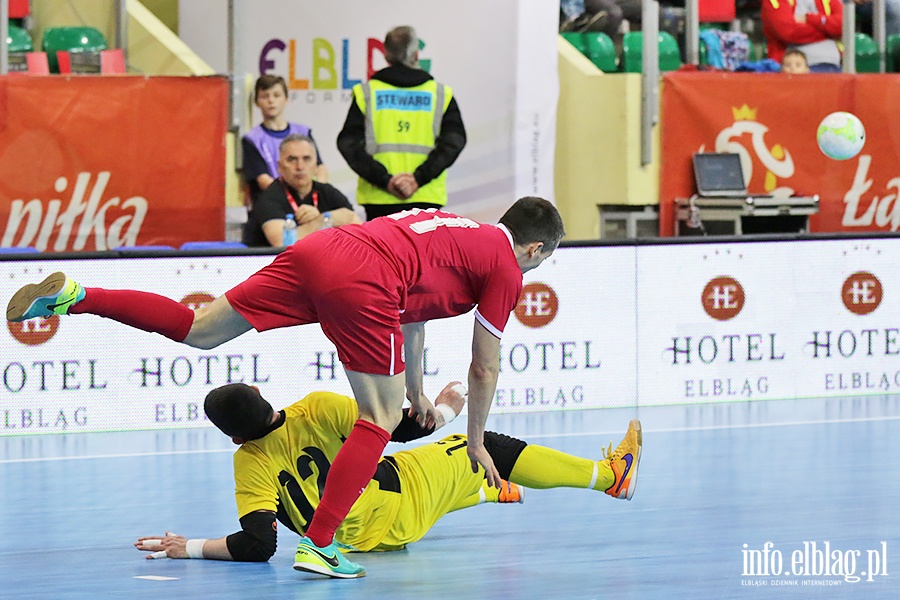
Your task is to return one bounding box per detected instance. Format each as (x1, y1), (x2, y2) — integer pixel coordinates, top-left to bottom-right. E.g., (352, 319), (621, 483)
(178, 0), (559, 223)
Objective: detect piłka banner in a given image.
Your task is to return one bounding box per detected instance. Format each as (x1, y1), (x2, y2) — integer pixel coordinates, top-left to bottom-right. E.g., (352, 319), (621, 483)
(0, 76), (228, 251)
(660, 72), (900, 235)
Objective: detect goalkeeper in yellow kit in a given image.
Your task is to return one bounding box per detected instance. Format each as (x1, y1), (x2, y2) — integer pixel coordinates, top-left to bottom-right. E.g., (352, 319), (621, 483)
(134, 381), (641, 577)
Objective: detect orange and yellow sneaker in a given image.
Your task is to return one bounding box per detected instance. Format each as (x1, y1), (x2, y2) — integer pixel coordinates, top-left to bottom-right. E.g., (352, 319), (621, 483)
(498, 479), (524, 504)
(603, 419), (642, 501)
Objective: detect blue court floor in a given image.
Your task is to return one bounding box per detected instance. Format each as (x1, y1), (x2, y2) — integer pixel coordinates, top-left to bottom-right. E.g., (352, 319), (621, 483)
(1, 395), (898, 599)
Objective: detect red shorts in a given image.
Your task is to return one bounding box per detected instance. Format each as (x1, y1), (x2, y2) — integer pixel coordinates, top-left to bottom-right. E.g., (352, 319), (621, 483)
(225, 230), (406, 375)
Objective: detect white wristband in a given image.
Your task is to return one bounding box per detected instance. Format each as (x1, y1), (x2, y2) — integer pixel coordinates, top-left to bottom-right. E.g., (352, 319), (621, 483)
(435, 403), (458, 428)
(185, 538), (207, 559)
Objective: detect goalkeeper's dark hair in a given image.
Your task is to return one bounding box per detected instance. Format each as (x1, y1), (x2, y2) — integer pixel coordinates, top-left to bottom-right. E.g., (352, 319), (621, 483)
(204, 383), (275, 441)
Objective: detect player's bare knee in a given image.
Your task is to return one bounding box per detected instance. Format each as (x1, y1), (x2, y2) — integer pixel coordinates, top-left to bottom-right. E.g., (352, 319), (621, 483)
(360, 409), (402, 433)
(184, 308), (225, 350)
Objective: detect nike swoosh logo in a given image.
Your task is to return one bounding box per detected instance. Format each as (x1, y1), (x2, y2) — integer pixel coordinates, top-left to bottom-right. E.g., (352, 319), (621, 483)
(46, 294), (76, 311)
(46, 300), (73, 311)
(303, 544), (340, 568)
(614, 453), (634, 494)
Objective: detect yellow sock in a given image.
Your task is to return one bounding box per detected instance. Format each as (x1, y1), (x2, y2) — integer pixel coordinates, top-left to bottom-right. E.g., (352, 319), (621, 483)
(509, 445), (613, 491)
(448, 480), (499, 512)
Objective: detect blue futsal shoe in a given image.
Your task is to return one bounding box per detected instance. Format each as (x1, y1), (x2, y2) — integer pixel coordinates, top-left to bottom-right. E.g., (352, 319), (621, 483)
(7, 272), (85, 322)
(293, 537), (366, 578)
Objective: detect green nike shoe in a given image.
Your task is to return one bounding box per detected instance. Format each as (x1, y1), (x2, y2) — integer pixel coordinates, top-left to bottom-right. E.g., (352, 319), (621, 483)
(293, 537), (366, 579)
(7, 272), (85, 322)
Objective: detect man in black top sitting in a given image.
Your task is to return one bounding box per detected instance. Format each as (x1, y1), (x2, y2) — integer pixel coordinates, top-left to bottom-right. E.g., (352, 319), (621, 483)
(243, 134), (361, 247)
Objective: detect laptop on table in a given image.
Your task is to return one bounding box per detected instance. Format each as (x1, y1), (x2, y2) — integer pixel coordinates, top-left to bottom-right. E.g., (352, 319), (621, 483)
(692, 152), (770, 198)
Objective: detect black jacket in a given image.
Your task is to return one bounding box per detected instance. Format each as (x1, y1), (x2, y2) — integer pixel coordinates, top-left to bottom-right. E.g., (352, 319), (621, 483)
(336, 65), (467, 194)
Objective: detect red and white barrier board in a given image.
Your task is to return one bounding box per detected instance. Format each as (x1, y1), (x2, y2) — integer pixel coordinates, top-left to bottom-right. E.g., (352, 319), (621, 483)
(3, 236), (900, 436)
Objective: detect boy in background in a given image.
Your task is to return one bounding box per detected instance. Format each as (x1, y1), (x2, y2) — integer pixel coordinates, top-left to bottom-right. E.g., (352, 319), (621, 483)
(781, 48), (810, 74)
(243, 75), (329, 205)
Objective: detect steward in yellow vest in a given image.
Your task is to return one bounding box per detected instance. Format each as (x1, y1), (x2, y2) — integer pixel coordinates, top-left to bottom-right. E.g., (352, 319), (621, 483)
(337, 26), (467, 221)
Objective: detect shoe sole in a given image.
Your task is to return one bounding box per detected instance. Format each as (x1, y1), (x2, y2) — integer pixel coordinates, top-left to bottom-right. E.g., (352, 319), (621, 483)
(293, 561), (366, 579)
(6, 271), (67, 322)
(624, 419), (642, 501)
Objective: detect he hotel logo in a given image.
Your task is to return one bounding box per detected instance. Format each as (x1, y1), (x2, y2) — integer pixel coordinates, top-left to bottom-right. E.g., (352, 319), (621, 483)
(700, 272), (882, 322)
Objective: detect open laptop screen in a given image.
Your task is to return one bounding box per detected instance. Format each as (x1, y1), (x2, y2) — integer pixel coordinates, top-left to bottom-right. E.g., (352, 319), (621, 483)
(693, 153), (746, 196)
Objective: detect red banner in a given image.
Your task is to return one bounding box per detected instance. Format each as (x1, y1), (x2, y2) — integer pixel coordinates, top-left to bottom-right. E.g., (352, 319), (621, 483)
(0, 76), (228, 251)
(660, 72), (900, 236)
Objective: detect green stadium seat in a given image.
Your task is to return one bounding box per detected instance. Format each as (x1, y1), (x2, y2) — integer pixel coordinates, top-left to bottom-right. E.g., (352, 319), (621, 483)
(6, 24), (35, 73)
(583, 32), (617, 72)
(621, 32), (641, 72)
(41, 26), (108, 73)
(7, 23), (33, 53)
(749, 40), (766, 62)
(659, 31), (682, 71)
(560, 31), (588, 55)
(886, 33), (900, 72)
(855, 32), (879, 73)
(621, 31), (683, 73)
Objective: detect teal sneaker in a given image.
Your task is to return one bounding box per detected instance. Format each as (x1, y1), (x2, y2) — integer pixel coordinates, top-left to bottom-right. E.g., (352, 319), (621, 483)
(293, 537), (366, 579)
(333, 539), (361, 553)
(6, 272), (85, 322)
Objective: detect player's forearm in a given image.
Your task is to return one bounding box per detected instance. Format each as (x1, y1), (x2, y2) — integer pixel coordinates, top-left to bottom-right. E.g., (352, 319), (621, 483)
(401, 322), (426, 399)
(466, 363), (499, 445)
(195, 536), (235, 560)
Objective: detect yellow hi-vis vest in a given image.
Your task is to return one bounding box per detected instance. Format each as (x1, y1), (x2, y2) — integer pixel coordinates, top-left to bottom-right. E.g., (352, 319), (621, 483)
(353, 79), (452, 206)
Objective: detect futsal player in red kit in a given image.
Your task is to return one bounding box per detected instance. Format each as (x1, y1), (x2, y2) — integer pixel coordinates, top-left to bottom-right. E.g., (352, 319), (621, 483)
(7, 196), (566, 578)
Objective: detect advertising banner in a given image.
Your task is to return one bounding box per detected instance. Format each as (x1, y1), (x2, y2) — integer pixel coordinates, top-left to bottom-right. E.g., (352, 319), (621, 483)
(0, 76), (228, 251)
(636, 238), (900, 406)
(660, 72), (900, 235)
(5, 236), (900, 436)
(0, 244), (636, 436)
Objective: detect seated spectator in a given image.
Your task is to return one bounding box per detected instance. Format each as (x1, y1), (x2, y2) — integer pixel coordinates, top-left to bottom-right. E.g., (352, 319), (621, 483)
(242, 75), (329, 206)
(243, 135), (361, 247)
(781, 48), (811, 72)
(560, 0), (627, 38)
(761, 0), (843, 72)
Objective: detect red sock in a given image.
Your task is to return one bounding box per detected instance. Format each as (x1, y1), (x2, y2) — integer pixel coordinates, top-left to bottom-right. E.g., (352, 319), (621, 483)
(70, 288), (194, 342)
(305, 420), (391, 548)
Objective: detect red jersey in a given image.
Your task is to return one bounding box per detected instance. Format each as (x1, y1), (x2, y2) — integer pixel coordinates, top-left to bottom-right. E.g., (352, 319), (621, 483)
(341, 208), (523, 337)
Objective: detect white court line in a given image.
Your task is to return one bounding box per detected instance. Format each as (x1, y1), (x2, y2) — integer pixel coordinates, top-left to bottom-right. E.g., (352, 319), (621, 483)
(520, 413), (900, 440)
(1, 413), (898, 465)
(0, 447), (235, 464)
(133, 575), (180, 581)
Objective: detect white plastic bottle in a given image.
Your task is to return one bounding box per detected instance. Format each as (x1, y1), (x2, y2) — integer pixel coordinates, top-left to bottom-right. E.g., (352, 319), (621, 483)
(282, 214), (298, 246)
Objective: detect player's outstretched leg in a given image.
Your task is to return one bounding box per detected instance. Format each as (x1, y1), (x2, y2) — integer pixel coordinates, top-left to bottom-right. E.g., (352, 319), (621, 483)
(7, 272), (84, 322)
(502, 420), (642, 501)
(7, 271), (250, 348)
(293, 536), (366, 579)
(603, 419), (642, 500)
